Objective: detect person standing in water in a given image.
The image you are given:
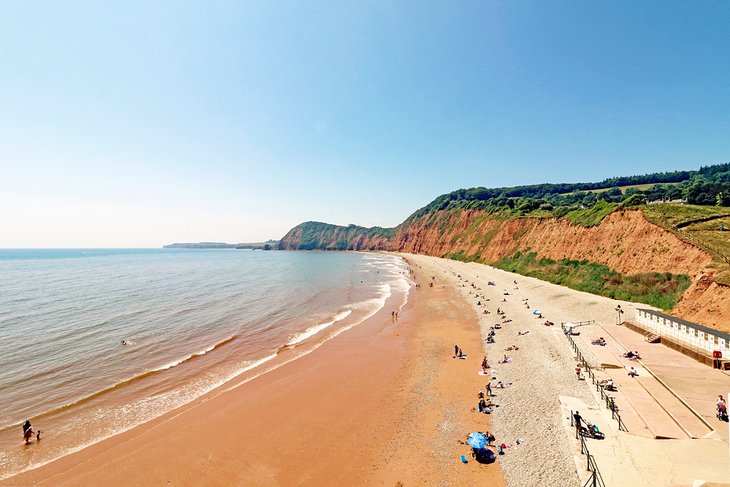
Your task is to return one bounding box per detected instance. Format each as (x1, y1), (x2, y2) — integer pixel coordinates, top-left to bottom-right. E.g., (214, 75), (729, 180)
(22, 420), (41, 444)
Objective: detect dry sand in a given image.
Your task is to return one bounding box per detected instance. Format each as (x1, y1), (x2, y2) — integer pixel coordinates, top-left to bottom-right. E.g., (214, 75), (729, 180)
(2, 256), (505, 487)
(402, 254), (654, 487)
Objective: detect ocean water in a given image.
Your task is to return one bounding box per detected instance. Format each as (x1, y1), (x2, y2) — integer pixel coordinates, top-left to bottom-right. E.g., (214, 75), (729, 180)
(0, 249), (410, 479)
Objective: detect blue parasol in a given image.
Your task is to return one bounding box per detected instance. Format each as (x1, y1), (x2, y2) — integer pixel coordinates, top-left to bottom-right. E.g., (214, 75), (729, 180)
(467, 432), (488, 449)
(532, 309), (541, 315)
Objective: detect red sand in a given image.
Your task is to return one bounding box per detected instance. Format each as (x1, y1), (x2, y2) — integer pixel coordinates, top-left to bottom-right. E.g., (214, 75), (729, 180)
(2, 258), (504, 486)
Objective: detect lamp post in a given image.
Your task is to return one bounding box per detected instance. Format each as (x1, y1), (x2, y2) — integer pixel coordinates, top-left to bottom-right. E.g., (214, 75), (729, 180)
(615, 305), (624, 325)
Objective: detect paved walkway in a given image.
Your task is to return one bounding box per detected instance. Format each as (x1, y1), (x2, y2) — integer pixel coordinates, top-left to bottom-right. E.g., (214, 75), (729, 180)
(573, 325), (713, 439)
(607, 321), (729, 442)
(565, 322), (730, 486)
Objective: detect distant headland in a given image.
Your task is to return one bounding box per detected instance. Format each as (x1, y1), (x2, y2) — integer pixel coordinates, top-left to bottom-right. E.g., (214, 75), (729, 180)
(163, 240), (279, 250)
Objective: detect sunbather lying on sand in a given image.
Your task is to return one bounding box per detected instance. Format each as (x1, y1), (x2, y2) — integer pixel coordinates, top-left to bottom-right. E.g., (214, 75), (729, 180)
(518, 330), (530, 335)
(498, 355), (512, 364)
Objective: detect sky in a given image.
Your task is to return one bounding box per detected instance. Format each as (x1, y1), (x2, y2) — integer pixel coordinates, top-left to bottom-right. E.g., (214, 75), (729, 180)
(0, 1), (728, 247)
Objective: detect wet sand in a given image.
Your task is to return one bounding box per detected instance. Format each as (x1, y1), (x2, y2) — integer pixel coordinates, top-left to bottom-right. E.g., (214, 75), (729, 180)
(2, 257), (504, 486)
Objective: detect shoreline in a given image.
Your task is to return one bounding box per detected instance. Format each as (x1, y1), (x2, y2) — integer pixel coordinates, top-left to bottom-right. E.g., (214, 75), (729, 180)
(0, 251), (409, 482)
(2, 254), (506, 486)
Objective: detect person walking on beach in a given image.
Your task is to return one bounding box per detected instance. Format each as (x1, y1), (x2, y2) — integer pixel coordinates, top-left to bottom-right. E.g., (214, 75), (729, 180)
(481, 356), (489, 373)
(486, 382), (492, 397)
(454, 344), (459, 356)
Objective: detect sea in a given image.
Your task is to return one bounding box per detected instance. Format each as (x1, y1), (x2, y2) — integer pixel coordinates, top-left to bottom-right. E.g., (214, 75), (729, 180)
(0, 248), (411, 480)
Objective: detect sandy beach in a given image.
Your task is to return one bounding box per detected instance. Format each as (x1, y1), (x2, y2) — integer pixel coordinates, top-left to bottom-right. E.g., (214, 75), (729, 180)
(404, 254), (730, 487)
(6, 252), (727, 486)
(2, 256), (505, 486)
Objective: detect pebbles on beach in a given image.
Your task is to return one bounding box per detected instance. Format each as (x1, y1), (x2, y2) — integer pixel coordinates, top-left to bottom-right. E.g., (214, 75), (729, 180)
(414, 256), (644, 487)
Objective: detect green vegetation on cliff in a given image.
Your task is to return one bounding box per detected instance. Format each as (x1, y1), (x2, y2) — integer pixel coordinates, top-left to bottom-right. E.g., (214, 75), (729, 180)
(642, 204), (730, 285)
(492, 251), (691, 310)
(407, 162), (730, 228)
(563, 201), (620, 227)
(281, 221), (395, 251)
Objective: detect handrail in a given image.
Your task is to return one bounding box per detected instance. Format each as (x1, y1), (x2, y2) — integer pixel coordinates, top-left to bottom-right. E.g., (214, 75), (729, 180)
(572, 410), (607, 487)
(563, 325), (628, 433)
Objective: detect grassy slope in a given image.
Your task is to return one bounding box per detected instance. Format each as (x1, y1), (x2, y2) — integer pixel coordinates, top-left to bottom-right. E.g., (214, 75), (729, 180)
(563, 201), (619, 227)
(490, 251), (690, 310)
(642, 204), (730, 285)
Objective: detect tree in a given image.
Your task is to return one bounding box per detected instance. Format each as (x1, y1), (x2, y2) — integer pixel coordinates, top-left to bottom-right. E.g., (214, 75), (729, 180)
(717, 188), (730, 207)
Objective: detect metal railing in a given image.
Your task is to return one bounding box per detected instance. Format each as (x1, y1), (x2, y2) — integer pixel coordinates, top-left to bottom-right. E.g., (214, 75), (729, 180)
(562, 324), (628, 432)
(570, 410), (607, 487)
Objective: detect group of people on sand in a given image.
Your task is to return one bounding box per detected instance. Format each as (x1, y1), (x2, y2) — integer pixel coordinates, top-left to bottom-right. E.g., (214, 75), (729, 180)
(460, 431), (501, 464)
(477, 391), (494, 414)
(446, 271), (532, 465)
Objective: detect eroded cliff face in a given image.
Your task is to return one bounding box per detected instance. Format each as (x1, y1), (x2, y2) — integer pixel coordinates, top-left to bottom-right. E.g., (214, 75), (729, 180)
(279, 210), (729, 331)
(672, 274), (730, 334)
(392, 209), (712, 278)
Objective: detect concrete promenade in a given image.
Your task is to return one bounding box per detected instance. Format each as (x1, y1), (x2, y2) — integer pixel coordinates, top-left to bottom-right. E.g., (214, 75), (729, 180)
(566, 320), (730, 486)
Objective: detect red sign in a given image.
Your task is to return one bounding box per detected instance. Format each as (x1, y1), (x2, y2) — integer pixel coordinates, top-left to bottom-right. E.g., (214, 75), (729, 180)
(713, 350), (723, 358)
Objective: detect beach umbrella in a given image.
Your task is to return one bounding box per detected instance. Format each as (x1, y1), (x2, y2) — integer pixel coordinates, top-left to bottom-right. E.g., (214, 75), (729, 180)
(467, 432), (488, 449)
(532, 309), (541, 315)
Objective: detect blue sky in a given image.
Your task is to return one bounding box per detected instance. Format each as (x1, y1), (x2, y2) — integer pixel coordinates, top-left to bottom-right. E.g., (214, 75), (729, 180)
(1, 1), (728, 246)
